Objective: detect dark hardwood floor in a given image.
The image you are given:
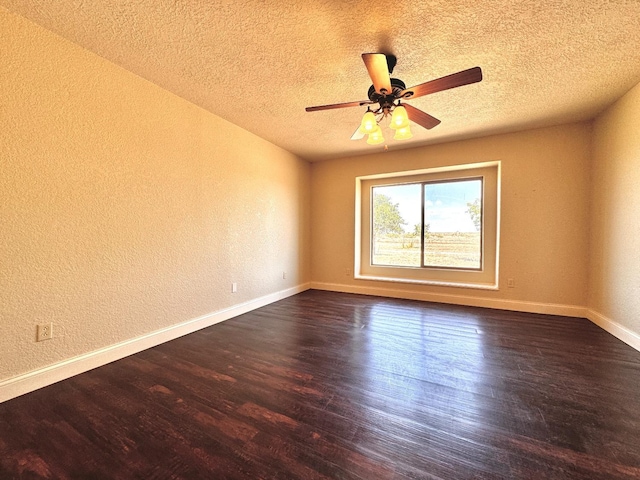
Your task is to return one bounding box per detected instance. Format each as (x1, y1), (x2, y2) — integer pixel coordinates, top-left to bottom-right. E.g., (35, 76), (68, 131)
(1, 290), (640, 479)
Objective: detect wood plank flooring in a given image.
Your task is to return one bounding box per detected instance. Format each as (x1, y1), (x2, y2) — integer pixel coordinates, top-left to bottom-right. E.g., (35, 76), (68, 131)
(1, 290), (640, 479)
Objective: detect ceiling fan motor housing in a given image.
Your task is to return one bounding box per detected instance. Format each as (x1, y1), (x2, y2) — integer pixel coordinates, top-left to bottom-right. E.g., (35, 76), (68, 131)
(368, 78), (408, 110)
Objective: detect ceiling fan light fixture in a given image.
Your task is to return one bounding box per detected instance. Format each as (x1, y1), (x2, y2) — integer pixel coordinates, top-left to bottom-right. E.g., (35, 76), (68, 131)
(389, 105), (410, 130)
(358, 110), (378, 134)
(393, 125), (413, 140)
(366, 127), (385, 145)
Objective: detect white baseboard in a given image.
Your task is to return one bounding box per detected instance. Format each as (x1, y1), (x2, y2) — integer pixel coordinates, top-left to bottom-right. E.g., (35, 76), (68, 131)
(586, 309), (640, 352)
(310, 282), (587, 318)
(0, 283), (311, 404)
(5, 283), (637, 404)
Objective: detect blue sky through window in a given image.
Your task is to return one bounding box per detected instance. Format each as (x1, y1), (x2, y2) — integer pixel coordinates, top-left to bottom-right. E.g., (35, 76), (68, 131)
(374, 179), (481, 233)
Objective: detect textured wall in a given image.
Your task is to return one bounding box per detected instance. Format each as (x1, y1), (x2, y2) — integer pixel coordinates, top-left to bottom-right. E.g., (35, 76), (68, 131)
(311, 123), (591, 307)
(0, 9), (311, 381)
(589, 83), (640, 336)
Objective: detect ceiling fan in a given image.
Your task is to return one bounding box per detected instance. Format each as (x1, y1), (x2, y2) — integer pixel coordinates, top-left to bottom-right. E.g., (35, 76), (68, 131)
(305, 53), (482, 145)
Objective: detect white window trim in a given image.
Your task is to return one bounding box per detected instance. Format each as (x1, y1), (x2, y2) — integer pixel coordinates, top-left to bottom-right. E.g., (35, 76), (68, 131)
(354, 161), (501, 290)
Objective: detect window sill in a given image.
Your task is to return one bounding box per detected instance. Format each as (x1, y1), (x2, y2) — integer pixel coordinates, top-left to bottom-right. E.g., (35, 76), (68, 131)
(354, 273), (499, 291)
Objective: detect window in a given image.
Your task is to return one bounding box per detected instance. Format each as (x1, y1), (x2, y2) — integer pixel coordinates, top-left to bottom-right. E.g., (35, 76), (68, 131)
(356, 162), (500, 289)
(372, 178), (483, 270)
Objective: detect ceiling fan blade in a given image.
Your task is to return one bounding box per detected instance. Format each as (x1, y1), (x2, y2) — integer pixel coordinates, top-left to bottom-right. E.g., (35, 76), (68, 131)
(362, 53), (392, 95)
(351, 127), (365, 140)
(305, 99), (373, 112)
(404, 103), (441, 130)
(401, 67), (483, 99)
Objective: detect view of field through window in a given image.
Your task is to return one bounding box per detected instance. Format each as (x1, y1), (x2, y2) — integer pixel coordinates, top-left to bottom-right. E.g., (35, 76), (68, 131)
(372, 178), (482, 269)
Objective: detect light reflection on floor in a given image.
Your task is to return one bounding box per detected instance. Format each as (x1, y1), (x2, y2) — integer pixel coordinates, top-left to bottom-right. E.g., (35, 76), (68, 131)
(345, 300), (494, 453)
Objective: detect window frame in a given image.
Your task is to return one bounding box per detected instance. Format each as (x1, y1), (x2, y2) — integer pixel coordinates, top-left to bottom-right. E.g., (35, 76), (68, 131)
(355, 161), (500, 290)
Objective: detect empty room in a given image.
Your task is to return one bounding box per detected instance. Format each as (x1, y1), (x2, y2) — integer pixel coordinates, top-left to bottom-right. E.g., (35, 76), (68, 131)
(1, 1), (640, 478)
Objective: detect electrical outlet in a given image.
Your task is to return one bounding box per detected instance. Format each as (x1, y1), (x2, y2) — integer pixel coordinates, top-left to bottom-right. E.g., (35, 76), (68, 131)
(282, 271), (287, 280)
(345, 267), (352, 277)
(232, 282), (238, 293)
(507, 278), (515, 288)
(37, 323), (53, 342)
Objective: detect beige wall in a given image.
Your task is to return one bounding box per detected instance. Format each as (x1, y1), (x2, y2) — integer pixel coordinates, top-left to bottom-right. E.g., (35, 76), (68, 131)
(589, 82), (640, 337)
(311, 123), (591, 309)
(0, 9), (310, 382)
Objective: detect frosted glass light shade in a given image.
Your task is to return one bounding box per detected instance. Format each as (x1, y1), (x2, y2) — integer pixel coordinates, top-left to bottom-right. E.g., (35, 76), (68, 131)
(358, 111), (378, 134)
(366, 127), (385, 145)
(393, 125), (413, 140)
(390, 105), (409, 130)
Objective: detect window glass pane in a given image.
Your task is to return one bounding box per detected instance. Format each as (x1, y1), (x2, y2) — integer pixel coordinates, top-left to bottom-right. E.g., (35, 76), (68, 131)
(371, 184), (421, 267)
(424, 179), (482, 269)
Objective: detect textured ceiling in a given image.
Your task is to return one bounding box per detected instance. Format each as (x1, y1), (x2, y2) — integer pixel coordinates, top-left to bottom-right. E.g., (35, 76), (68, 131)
(3, 1), (640, 161)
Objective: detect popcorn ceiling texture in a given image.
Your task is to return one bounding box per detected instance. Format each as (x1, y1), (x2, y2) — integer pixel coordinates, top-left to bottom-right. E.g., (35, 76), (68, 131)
(0, 8), (311, 381)
(1, 1), (640, 161)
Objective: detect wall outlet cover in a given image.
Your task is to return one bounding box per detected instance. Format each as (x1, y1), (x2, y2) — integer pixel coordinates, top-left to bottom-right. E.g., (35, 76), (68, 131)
(37, 323), (53, 342)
